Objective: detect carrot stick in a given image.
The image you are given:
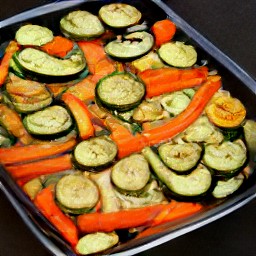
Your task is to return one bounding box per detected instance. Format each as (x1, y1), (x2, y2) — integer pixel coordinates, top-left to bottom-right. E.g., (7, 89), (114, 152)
(0, 41), (20, 86)
(77, 204), (166, 233)
(34, 186), (79, 247)
(77, 41), (115, 78)
(40, 36), (74, 58)
(77, 42), (107, 74)
(109, 76), (221, 158)
(0, 104), (33, 145)
(5, 154), (73, 179)
(152, 201), (202, 226)
(67, 75), (96, 102)
(106, 116), (148, 158)
(0, 138), (76, 165)
(143, 76), (222, 145)
(151, 19), (176, 47)
(61, 92), (94, 140)
(138, 66), (208, 98)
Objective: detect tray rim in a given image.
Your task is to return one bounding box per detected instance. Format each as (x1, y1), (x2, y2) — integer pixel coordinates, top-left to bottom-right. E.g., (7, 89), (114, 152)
(0, 1), (256, 255)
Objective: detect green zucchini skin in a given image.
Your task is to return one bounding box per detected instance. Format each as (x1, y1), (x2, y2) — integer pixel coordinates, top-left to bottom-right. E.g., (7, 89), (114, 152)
(105, 31), (154, 60)
(60, 10), (105, 40)
(202, 139), (247, 179)
(158, 142), (203, 174)
(95, 72), (145, 112)
(158, 41), (197, 68)
(0, 126), (16, 147)
(99, 3), (142, 28)
(111, 154), (151, 194)
(142, 147), (214, 201)
(23, 105), (73, 139)
(55, 174), (99, 215)
(76, 232), (119, 255)
(212, 173), (245, 199)
(15, 24), (53, 46)
(73, 135), (118, 171)
(12, 46), (86, 82)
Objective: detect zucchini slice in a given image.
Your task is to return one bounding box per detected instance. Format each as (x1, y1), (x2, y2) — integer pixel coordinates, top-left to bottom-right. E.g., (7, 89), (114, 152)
(203, 139), (247, 178)
(205, 95), (246, 128)
(56, 174), (99, 214)
(142, 147), (213, 200)
(73, 136), (118, 170)
(158, 41), (197, 68)
(243, 120), (256, 162)
(179, 116), (224, 144)
(212, 173), (244, 199)
(0, 126), (15, 147)
(96, 72), (145, 112)
(6, 73), (52, 113)
(76, 232), (119, 255)
(12, 46), (86, 79)
(105, 31), (154, 59)
(111, 154), (151, 193)
(15, 24), (53, 46)
(160, 91), (191, 116)
(132, 100), (165, 123)
(158, 142), (202, 173)
(60, 10), (105, 40)
(99, 3), (141, 28)
(23, 105), (73, 138)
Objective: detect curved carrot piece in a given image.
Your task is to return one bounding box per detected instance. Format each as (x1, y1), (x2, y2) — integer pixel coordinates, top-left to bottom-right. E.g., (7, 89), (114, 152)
(152, 201), (202, 226)
(40, 36), (74, 58)
(143, 76), (222, 145)
(0, 138), (76, 165)
(34, 186), (79, 247)
(77, 204), (166, 233)
(106, 116), (148, 159)
(151, 19), (176, 47)
(62, 92), (94, 140)
(5, 154), (73, 179)
(138, 66), (208, 98)
(0, 41), (20, 86)
(110, 76), (221, 158)
(0, 104), (33, 145)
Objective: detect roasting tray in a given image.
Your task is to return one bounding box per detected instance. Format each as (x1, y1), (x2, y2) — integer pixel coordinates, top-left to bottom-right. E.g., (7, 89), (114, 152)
(0, 0), (256, 255)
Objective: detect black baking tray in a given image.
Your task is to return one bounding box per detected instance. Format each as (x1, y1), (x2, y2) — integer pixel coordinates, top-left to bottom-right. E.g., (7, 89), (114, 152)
(0, 0), (256, 255)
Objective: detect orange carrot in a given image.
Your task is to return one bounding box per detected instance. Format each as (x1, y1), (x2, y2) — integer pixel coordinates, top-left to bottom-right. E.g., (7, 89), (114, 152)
(138, 66), (208, 98)
(108, 76), (221, 158)
(143, 76), (222, 145)
(77, 41), (115, 77)
(151, 19), (176, 47)
(40, 36), (74, 58)
(152, 201), (202, 226)
(0, 138), (76, 165)
(62, 92), (94, 140)
(0, 41), (20, 86)
(106, 116), (148, 158)
(0, 104), (33, 145)
(67, 75), (96, 102)
(34, 186), (79, 247)
(78, 41), (107, 74)
(5, 154), (73, 179)
(77, 204), (166, 233)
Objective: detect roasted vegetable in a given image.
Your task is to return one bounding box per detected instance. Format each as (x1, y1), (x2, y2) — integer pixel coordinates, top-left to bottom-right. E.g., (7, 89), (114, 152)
(60, 10), (105, 40)
(158, 41), (197, 68)
(205, 95), (246, 128)
(105, 31), (154, 59)
(15, 24), (53, 46)
(99, 3), (141, 28)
